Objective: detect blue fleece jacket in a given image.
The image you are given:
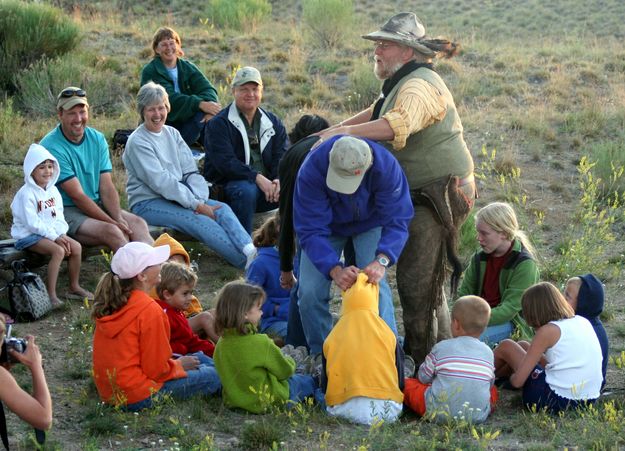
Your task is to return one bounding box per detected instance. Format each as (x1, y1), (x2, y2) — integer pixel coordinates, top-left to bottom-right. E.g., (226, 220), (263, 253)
(293, 135), (414, 278)
(245, 246), (291, 331)
(577, 274), (609, 388)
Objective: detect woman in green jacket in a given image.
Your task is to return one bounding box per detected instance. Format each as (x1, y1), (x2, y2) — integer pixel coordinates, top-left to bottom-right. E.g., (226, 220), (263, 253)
(140, 27), (221, 145)
(457, 202), (539, 343)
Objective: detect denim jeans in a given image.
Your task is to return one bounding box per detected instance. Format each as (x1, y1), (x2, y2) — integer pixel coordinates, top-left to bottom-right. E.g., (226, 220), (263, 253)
(261, 321), (288, 339)
(132, 198), (252, 269)
(288, 374), (316, 404)
(480, 322), (514, 345)
(286, 247), (308, 348)
(298, 226), (397, 355)
(172, 111), (206, 146)
(124, 357), (221, 411)
(223, 179), (278, 234)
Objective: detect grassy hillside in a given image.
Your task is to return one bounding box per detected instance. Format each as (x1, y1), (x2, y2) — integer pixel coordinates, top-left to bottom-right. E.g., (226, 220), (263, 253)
(1, 0), (625, 448)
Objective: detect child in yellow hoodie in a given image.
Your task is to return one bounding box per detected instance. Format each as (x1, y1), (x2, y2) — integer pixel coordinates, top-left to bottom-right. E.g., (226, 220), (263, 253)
(322, 273), (404, 425)
(152, 233), (219, 342)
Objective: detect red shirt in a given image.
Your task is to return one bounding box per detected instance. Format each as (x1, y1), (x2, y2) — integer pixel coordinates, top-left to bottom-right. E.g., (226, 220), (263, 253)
(481, 244), (513, 308)
(155, 299), (215, 357)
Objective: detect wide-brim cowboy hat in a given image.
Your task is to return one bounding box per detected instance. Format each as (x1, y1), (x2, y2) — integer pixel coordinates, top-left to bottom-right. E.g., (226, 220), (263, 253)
(362, 12), (435, 57)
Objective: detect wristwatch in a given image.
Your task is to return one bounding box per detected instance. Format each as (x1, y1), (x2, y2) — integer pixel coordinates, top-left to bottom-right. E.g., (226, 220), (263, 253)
(376, 255), (390, 267)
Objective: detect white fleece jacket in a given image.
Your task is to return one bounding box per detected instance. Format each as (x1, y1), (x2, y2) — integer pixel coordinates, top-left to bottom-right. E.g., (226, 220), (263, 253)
(11, 143), (68, 241)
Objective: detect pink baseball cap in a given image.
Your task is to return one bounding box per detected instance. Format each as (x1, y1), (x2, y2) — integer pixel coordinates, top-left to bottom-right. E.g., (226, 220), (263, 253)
(111, 242), (170, 279)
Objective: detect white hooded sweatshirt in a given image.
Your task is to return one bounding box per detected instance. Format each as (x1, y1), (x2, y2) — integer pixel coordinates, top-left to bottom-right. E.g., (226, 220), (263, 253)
(11, 143), (68, 241)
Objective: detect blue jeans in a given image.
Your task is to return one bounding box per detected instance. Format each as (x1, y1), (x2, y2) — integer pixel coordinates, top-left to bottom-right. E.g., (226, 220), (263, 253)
(288, 374), (316, 404)
(480, 322), (514, 345)
(172, 111), (206, 146)
(132, 198), (252, 269)
(286, 247), (308, 348)
(223, 179), (278, 234)
(261, 320), (288, 339)
(298, 226), (397, 355)
(125, 357), (221, 411)
(14, 233), (44, 250)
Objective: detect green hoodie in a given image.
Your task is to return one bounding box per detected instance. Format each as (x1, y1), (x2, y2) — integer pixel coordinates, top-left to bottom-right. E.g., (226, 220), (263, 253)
(457, 239), (539, 340)
(214, 326), (295, 413)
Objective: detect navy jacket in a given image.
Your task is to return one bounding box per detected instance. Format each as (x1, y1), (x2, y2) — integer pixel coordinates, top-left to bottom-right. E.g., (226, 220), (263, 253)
(203, 103), (288, 185)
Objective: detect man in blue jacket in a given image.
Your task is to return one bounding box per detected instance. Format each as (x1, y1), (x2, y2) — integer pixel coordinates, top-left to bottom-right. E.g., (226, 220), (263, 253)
(294, 135), (414, 355)
(203, 67), (288, 233)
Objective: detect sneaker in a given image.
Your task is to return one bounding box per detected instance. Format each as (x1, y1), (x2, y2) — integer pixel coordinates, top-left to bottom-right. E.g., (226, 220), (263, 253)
(404, 355), (416, 378)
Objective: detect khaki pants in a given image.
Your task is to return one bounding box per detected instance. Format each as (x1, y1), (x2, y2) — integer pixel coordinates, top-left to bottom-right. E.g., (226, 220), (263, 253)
(396, 181), (475, 365)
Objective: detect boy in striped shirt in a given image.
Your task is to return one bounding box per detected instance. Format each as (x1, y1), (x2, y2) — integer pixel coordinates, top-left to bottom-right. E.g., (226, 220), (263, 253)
(404, 296), (497, 423)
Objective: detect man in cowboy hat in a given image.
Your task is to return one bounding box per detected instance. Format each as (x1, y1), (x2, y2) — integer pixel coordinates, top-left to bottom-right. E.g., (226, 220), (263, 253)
(293, 135), (413, 356)
(318, 13), (476, 365)
(40, 87), (153, 251)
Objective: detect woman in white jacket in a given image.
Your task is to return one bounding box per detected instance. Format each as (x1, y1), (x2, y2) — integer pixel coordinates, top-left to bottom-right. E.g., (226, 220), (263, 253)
(11, 143), (93, 306)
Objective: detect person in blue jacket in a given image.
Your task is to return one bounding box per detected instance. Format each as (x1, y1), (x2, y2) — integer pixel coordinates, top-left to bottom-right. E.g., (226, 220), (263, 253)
(203, 66), (288, 233)
(294, 135), (414, 355)
(564, 273), (609, 389)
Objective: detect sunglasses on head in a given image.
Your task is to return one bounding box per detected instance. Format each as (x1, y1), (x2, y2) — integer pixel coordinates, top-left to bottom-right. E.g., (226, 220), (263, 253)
(60, 88), (86, 98)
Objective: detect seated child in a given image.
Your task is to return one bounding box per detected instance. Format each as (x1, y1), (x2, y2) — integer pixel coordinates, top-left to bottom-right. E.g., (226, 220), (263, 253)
(213, 281), (316, 413)
(322, 273), (404, 425)
(245, 214), (290, 341)
(494, 282), (602, 413)
(564, 274), (608, 389)
(404, 295), (497, 423)
(156, 262), (215, 359)
(10, 143), (93, 306)
(153, 233), (219, 342)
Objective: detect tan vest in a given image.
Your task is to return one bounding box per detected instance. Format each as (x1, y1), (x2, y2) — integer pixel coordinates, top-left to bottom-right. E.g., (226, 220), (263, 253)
(380, 67), (474, 189)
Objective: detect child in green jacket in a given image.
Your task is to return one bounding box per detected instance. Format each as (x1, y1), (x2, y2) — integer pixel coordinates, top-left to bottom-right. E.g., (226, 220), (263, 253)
(213, 281), (316, 413)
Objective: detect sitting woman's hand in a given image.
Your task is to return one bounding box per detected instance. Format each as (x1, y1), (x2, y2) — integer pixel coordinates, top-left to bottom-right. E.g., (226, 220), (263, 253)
(194, 203), (221, 220)
(178, 355), (200, 371)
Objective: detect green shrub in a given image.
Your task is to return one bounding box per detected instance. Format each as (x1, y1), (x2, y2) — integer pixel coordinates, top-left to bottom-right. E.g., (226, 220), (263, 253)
(14, 54), (132, 117)
(587, 139), (625, 197)
(302, 0), (354, 48)
(205, 0), (271, 31)
(344, 58), (379, 112)
(0, 0), (81, 92)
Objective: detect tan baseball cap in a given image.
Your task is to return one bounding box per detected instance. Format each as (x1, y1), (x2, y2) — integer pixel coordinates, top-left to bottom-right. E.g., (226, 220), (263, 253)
(56, 86), (89, 110)
(231, 66), (263, 87)
(326, 136), (373, 194)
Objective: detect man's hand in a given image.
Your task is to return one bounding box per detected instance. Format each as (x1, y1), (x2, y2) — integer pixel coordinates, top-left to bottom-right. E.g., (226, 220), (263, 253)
(280, 270), (297, 290)
(256, 174), (279, 203)
(195, 203), (221, 220)
(114, 217), (132, 236)
(178, 355), (200, 371)
(363, 260), (386, 284)
(329, 265), (359, 291)
(199, 101), (222, 117)
(54, 234), (72, 256)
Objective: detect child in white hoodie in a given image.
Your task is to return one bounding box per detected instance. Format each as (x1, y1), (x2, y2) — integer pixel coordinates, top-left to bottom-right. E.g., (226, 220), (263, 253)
(11, 143), (93, 306)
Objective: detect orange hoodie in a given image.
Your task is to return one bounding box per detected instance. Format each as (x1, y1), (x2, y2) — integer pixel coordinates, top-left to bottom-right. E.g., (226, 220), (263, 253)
(151, 233), (202, 316)
(92, 289), (187, 406)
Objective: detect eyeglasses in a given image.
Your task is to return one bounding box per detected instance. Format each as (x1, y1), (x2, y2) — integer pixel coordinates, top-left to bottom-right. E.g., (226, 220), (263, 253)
(59, 88), (86, 98)
(374, 41), (398, 50)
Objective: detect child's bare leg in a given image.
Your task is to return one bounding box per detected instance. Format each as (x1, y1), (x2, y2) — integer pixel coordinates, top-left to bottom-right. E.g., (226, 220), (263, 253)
(494, 339), (528, 378)
(29, 239), (64, 305)
(188, 310), (219, 343)
(66, 237), (92, 298)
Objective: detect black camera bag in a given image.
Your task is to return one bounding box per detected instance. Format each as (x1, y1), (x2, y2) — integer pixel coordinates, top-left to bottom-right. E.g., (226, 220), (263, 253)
(7, 260), (52, 321)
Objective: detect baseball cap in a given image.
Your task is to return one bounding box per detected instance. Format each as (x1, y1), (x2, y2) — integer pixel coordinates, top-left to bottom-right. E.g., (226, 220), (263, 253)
(56, 86), (89, 111)
(326, 136), (373, 194)
(231, 66), (263, 87)
(111, 242), (170, 279)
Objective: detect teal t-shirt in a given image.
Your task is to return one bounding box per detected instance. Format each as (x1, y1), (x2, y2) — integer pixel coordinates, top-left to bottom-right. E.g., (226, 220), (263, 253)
(40, 125), (112, 207)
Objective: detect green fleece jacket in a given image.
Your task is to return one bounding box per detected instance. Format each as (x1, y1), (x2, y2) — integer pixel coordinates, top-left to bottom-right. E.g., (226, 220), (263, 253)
(213, 327), (295, 413)
(140, 57), (218, 124)
(457, 239), (539, 339)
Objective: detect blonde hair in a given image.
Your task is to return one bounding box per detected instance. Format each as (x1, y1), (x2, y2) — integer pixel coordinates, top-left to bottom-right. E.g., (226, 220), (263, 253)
(452, 295), (491, 335)
(566, 276), (582, 290)
(92, 272), (135, 319)
(475, 202), (535, 257)
(214, 281), (265, 336)
(156, 262), (197, 299)
(151, 26), (184, 58)
(521, 282), (574, 328)
(252, 213), (280, 247)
